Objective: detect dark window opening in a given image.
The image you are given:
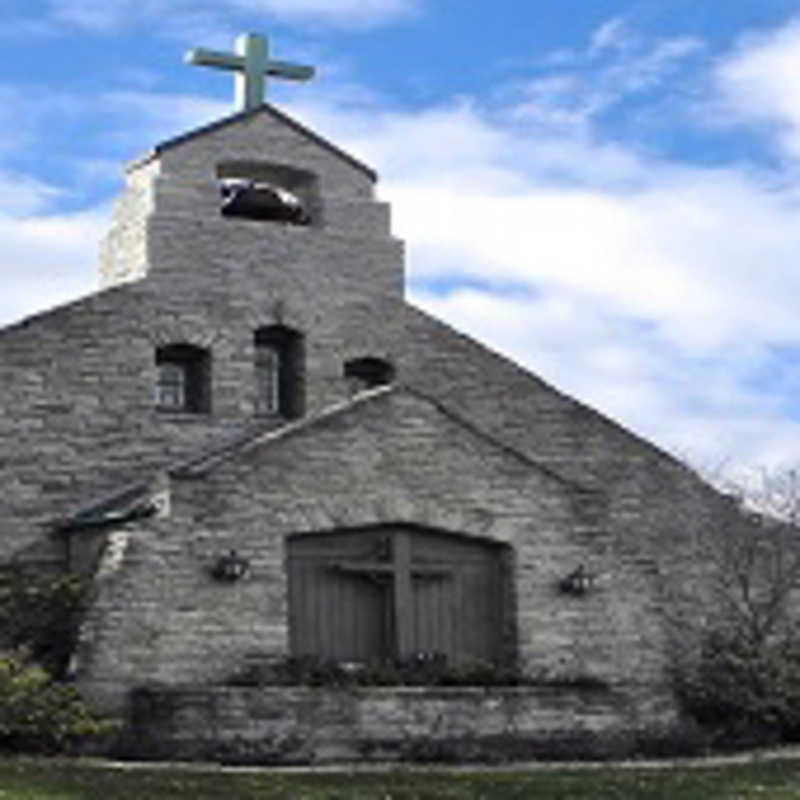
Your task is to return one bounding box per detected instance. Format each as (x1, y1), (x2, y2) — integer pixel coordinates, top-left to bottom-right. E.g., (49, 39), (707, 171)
(344, 356), (395, 391)
(155, 344), (211, 413)
(254, 325), (305, 419)
(217, 161), (318, 226)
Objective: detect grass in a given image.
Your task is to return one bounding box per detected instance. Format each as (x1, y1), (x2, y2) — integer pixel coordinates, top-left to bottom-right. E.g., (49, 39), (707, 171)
(0, 757), (800, 799)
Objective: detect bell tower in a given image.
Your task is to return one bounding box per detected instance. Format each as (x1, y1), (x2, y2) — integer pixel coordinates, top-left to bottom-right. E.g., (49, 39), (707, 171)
(99, 34), (404, 303)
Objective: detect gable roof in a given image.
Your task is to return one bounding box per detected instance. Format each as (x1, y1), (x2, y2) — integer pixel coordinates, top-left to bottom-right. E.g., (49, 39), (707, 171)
(55, 384), (599, 533)
(172, 383), (591, 492)
(0, 280), (139, 339)
(398, 301), (704, 490)
(127, 103), (378, 182)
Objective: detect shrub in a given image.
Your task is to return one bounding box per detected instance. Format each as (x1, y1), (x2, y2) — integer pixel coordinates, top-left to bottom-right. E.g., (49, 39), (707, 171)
(0, 572), (91, 678)
(675, 629), (800, 748)
(227, 654), (522, 687)
(226, 653), (610, 690)
(0, 648), (115, 753)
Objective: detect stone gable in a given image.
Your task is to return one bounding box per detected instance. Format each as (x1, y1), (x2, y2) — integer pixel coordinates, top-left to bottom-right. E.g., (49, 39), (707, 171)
(73, 387), (667, 711)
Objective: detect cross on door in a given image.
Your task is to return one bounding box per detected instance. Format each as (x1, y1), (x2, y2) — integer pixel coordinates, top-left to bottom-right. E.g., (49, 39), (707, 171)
(330, 531), (453, 660)
(185, 33), (315, 112)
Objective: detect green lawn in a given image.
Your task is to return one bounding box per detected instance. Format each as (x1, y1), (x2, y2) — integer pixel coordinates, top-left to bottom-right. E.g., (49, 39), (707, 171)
(1, 757), (800, 799)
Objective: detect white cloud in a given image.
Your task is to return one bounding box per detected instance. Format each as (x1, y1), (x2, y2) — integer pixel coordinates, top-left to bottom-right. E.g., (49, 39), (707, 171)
(274, 24), (800, 471)
(0, 88), (229, 328)
(509, 17), (704, 132)
(48, 0), (416, 32)
(230, 0), (418, 26)
(49, 0), (121, 30)
(100, 91), (230, 146)
(0, 172), (64, 216)
(409, 281), (800, 473)
(296, 95), (800, 351)
(590, 17), (634, 53)
(715, 19), (800, 157)
(0, 207), (108, 326)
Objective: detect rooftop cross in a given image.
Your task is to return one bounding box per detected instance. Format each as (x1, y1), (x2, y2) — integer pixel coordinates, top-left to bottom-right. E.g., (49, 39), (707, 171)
(185, 33), (315, 112)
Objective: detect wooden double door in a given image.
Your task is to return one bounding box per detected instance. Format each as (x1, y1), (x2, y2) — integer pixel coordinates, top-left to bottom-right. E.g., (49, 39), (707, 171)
(287, 525), (505, 665)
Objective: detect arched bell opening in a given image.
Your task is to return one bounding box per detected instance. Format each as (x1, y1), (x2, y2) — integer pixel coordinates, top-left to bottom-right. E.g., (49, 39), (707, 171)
(217, 161), (319, 226)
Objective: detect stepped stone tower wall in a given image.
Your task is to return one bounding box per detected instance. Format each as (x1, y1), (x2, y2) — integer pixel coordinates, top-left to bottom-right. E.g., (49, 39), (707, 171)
(100, 108), (400, 294)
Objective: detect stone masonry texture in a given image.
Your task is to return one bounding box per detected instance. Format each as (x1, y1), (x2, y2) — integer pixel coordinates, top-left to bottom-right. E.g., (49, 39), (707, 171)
(125, 684), (679, 763)
(0, 103), (735, 747)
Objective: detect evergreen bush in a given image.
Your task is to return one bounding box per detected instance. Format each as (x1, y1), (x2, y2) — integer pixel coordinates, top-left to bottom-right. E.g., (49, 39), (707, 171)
(0, 572), (90, 677)
(675, 629), (800, 748)
(0, 648), (115, 753)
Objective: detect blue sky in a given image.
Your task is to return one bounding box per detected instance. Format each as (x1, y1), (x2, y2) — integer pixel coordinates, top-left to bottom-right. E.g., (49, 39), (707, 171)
(4, 0), (800, 477)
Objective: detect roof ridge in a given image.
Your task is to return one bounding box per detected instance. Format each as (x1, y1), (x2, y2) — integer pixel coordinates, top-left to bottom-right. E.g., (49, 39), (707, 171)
(55, 382), (598, 530)
(402, 302), (701, 484)
(127, 103), (377, 181)
(172, 384), (395, 477)
(399, 385), (595, 494)
(173, 383), (594, 493)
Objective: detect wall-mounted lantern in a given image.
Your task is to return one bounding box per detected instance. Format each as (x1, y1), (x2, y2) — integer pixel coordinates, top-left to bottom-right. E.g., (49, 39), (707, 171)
(559, 564), (594, 596)
(211, 549), (250, 582)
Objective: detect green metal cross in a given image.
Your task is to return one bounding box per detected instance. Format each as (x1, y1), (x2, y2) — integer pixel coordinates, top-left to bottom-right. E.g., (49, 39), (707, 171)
(185, 33), (315, 112)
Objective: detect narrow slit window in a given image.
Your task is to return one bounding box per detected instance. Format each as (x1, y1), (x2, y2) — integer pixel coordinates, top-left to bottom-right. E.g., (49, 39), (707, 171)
(253, 325), (305, 419)
(255, 343), (281, 416)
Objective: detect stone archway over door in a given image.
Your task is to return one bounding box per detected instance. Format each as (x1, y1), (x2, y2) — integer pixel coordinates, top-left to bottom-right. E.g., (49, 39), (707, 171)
(287, 525), (506, 664)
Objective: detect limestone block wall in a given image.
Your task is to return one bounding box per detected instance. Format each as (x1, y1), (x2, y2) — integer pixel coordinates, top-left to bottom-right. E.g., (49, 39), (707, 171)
(75, 390), (667, 713)
(143, 215), (404, 304)
(100, 184), (152, 287)
(126, 684), (679, 763)
(1, 249), (722, 688)
(74, 517), (290, 712)
(0, 267), (404, 561)
(1, 102), (406, 558)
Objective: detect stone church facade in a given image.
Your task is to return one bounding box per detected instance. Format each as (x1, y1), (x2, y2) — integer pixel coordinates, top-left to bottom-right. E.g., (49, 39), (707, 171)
(0, 101), (731, 750)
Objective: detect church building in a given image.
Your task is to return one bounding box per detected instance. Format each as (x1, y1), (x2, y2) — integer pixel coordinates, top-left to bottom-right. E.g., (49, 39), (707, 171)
(0, 35), (733, 757)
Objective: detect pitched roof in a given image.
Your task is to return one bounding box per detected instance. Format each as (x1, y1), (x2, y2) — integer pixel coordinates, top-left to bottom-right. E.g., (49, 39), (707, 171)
(127, 103), (378, 182)
(171, 384), (396, 477)
(55, 384), (598, 533)
(53, 476), (163, 534)
(174, 383), (592, 493)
